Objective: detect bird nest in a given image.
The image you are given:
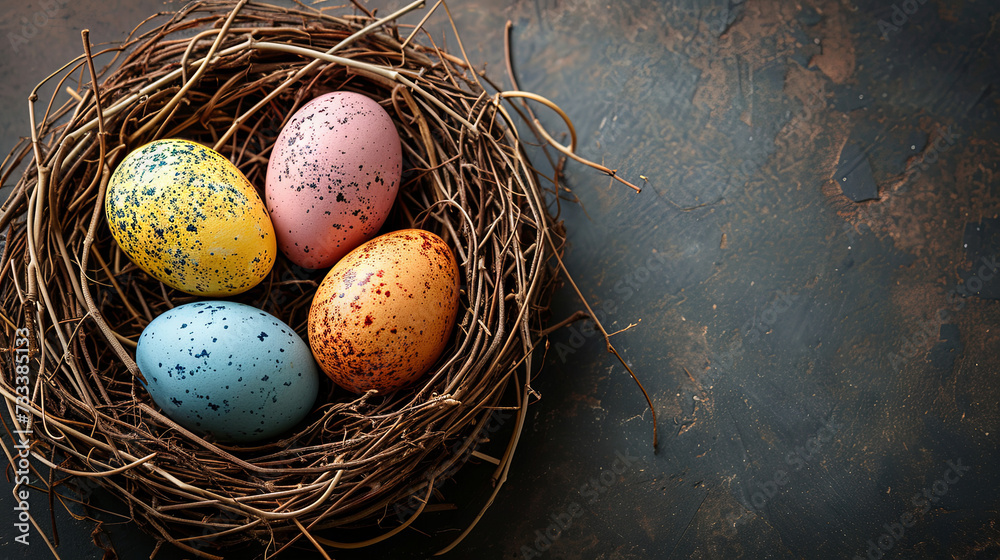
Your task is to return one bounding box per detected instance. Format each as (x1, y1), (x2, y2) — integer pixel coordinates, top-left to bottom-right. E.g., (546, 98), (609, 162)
(0, 0), (637, 557)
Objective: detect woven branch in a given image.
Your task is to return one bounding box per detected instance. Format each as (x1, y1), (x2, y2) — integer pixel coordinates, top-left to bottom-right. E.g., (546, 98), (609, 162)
(0, 1), (568, 557)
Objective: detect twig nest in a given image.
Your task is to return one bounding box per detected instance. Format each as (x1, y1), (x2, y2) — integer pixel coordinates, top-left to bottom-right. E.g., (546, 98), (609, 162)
(0, 0), (563, 556)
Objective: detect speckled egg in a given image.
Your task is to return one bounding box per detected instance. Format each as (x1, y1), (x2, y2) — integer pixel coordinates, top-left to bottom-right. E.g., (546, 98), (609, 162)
(308, 229), (461, 393)
(265, 92), (402, 270)
(106, 139), (276, 296)
(136, 301), (320, 443)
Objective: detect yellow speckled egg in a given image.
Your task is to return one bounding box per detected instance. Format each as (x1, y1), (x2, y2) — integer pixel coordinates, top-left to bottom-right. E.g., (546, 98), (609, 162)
(105, 139), (276, 296)
(308, 229), (461, 394)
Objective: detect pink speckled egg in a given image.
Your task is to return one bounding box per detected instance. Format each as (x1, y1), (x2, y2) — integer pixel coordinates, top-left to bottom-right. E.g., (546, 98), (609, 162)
(265, 92), (402, 269)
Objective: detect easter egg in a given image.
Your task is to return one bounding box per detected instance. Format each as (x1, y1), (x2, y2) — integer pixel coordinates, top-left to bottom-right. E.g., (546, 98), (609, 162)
(308, 229), (461, 393)
(106, 139), (276, 296)
(135, 301), (320, 443)
(265, 92), (402, 270)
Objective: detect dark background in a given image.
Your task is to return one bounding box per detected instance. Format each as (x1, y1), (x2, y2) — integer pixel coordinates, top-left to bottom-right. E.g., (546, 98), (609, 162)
(2, 0), (999, 559)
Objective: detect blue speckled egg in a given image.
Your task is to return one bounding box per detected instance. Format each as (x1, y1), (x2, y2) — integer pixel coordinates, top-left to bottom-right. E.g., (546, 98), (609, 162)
(136, 301), (320, 443)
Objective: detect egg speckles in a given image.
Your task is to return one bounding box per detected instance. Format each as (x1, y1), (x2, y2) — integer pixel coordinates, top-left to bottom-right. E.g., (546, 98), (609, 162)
(106, 139), (276, 296)
(308, 229), (460, 393)
(266, 92), (402, 269)
(136, 301), (320, 442)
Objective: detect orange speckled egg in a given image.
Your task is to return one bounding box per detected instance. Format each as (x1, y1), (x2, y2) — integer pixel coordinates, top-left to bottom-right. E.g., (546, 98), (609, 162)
(308, 229), (461, 394)
(105, 139), (276, 296)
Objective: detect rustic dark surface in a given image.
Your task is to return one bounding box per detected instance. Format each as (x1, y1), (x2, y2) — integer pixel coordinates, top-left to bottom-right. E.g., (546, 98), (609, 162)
(2, 0), (999, 559)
